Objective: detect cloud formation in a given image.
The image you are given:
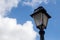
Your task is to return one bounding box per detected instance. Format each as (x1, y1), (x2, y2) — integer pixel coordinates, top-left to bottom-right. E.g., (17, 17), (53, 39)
(23, 0), (48, 8)
(0, 0), (37, 40)
(0, 17), (37, 40)
(0, 0), (20, 16)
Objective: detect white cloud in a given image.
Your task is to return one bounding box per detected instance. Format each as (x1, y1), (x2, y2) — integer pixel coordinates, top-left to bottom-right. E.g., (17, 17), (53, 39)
(0, 0), (37, 40)
(23, 0), (48, 8)
(0, 17), (37, 40)
(0, 0), (20, 16)
(22, 0), (57, 8)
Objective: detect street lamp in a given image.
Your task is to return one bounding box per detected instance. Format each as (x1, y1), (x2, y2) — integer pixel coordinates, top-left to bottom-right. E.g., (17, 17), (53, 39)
(30, 6), (51, 40)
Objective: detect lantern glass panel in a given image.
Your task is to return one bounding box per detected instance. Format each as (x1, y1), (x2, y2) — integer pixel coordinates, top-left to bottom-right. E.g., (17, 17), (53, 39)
(33, 13), (43, 27)
(43, 13), (48, 27)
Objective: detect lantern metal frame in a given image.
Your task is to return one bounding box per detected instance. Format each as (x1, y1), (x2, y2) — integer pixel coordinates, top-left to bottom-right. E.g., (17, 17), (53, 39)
(30, 6), (51, 40)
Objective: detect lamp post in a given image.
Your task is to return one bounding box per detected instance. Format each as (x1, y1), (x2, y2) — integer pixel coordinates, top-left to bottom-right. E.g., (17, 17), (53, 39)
(30, 6), (51, 40)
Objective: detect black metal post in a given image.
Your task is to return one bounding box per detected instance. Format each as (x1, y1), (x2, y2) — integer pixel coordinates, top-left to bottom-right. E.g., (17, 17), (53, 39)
(39, 28), (45, 40)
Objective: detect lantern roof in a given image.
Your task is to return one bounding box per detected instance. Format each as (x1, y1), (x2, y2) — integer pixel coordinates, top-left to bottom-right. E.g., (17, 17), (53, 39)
(31, 6), (51, 18)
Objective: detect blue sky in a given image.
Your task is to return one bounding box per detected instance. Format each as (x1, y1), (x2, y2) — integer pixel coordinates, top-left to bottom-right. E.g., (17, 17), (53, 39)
(8, 0), (60, 40)
(0, 0), (60, 40)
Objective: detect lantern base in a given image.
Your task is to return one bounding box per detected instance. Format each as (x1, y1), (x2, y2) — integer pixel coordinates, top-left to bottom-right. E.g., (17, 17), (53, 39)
(37, 24), (46, 30)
